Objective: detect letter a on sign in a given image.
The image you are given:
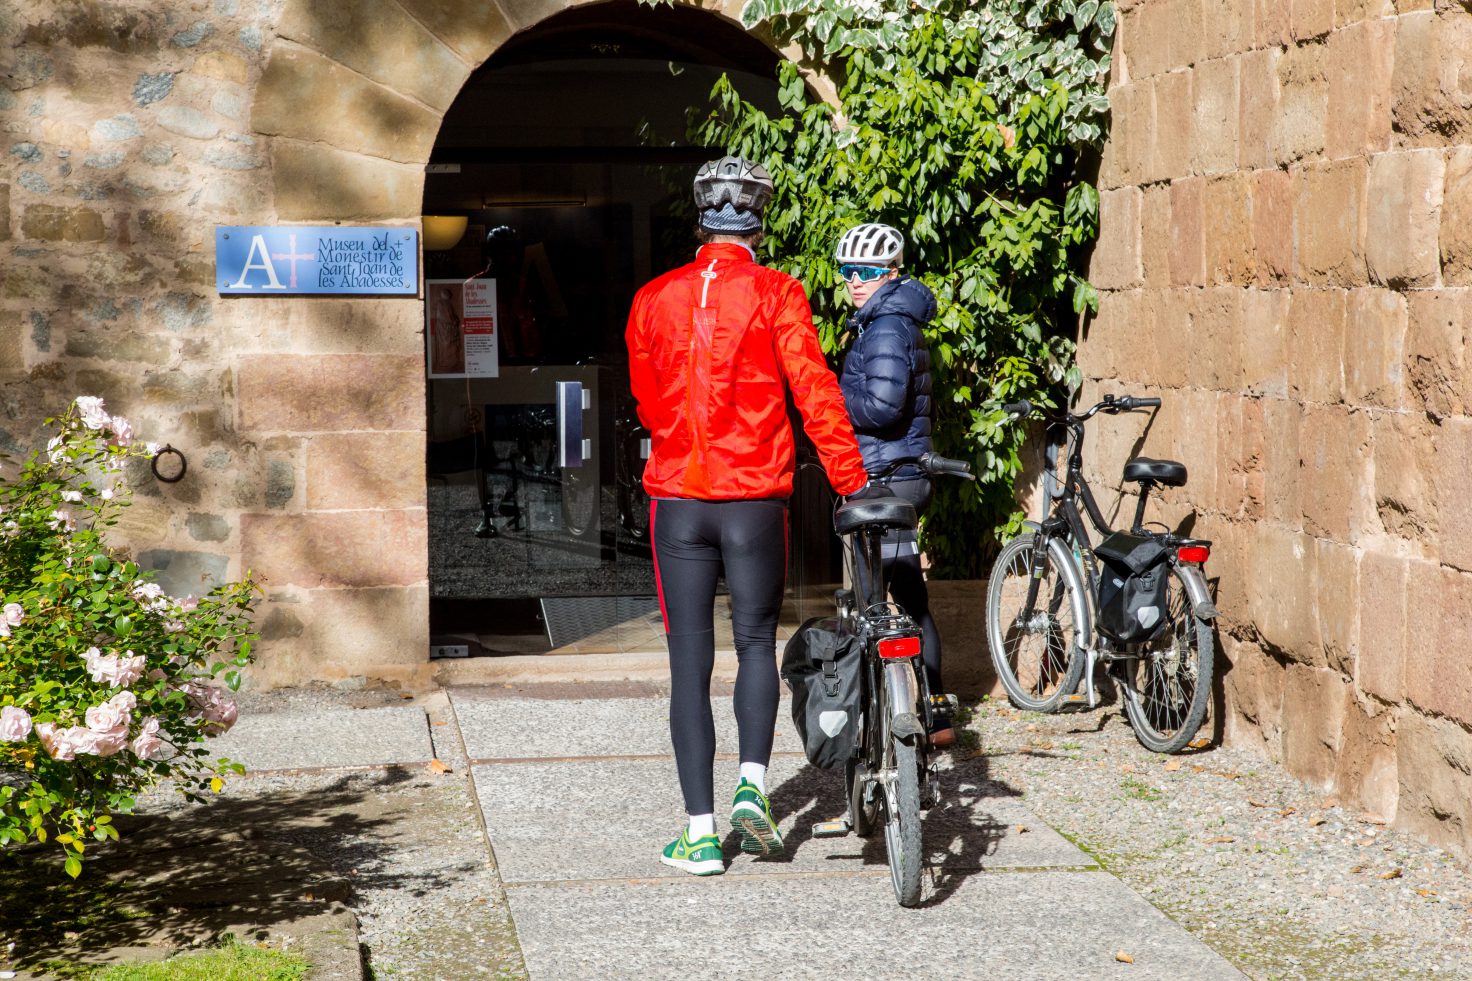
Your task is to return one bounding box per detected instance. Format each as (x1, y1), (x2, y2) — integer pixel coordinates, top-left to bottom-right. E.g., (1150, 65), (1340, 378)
(228, 234), (285, 290)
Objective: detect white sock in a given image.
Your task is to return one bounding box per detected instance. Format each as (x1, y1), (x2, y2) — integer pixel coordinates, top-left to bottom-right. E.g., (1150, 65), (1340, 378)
(739, 762), (767, 794)
(688, 813), (715, 839)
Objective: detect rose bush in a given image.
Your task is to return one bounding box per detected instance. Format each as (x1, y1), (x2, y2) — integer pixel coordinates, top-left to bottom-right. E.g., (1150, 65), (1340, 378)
(0, 398), (260, 877)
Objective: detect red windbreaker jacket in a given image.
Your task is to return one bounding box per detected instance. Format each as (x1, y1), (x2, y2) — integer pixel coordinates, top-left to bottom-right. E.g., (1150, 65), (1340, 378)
(626, 243), (867, 500)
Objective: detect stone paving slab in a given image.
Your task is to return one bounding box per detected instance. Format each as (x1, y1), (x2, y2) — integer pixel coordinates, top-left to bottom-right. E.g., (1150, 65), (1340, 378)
(471, 755), (1091, 883)
(505, 871), (1246, 980)
(211, 706), (433, 772)
(453, 693), (807, 760)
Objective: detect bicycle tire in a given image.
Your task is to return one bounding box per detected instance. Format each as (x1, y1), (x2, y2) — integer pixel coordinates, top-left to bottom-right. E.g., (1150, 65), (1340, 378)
(985, 533), (1087, 713)
(1118, 564), (1214, 754)
(884, 733), (924, 907)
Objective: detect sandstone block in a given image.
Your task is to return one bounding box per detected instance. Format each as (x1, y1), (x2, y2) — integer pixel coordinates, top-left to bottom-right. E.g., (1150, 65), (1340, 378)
(1280, 664), (1350, 788)
(157, 105), (220, 141)
(395, 0), (516, 65)
(1088, 187), (1143, 290)
(1238, 49), (1281, 171)
(1337, 0), (1394, 26)
(1299, 403), (1370, 542)
(237, 354), (423, 433)
(1366, 149), (1445, 289)
(1249, 522), (1320, 661)
(1202, 0), (1254, 60)
(1392, 10), (1472, 147)
(1343, 288), (1407, 408)
(1192, 287), (1242, 390)
(1169, 176), (1206, 286)
(21, 204), (105, 242)
(1140, 185), (1172, 288)
(1192, 56), (1240, 175)
(1373, 411), (1437, 543)
(1255, 0), (1293, 47)
(1273, 44), (1329, 164)
(193, 50), (248, 84)
(1240, 288), (1290, 397)
(278, 0), (472, 113)
(135, 549), (231, 598)
(1315, 539), (1360, 675)
(1215, 392), (1264, 517)
(253, 45), (442, 165)
(258, 584), (430, 678)
(307, 431), (426, 509)
(1290, 0), (1335, 39)
(1144, 289), (1192, 387)
(1286, 288), (1347, 404)
(1326, 18), (1396, 159)
(1404, 565), (1472, 727)
(1435, 418), (1472, 572)
(1128, 2), (1169, 78)
(1395, 711), (1472, 858)
(1151, 71), (1194, 182)
(186, 512), (231, 543)
(1203, 173), (1254, 284)
(1101, 81), (1153, 190)
(0, 183), (9, 241)
(271, 141), (424, 221)
(1404, 289), (1472, 420)
(1250, 168), (1293, 286)
(1295, 159), (1368, 287)
(1222, 637), (1286, 750)
(241, 509), (427, 589)
(1165, 0), (1206, 72)
(1439, 147), (1472, 285)
(1334, 701), (1399, 823)
(1356, 549), (1406, 703)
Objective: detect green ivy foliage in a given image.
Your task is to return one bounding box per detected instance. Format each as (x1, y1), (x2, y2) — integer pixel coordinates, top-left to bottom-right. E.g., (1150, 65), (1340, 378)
(670, 0), (1113, 576)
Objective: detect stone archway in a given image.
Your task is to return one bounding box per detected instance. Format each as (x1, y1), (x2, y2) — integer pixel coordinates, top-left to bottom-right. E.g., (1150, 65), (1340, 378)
(235, 0), (788, 688)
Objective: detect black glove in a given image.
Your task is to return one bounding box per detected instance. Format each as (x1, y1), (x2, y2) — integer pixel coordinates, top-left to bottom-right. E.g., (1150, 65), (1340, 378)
(844, 481), (892, 502)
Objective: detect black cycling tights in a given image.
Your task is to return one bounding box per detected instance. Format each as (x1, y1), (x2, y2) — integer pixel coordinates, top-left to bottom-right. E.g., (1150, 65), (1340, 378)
(651, 498), (785, 816)
(853, 478), (943, 694)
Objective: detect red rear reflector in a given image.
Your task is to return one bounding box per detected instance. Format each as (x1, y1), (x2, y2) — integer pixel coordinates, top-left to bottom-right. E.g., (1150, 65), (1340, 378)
(1177, 545), (1210, 564)
(878, 636), (921, 659)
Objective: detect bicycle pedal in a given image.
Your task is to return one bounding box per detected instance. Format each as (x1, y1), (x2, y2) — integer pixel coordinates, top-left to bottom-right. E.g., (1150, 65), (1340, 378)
(1059, 693), (1090, 711)
(811, 819), (852, 838)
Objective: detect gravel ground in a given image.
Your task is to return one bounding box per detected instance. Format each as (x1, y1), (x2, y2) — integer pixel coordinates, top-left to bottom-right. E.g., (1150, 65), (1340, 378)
(965, 697), (1472, 981)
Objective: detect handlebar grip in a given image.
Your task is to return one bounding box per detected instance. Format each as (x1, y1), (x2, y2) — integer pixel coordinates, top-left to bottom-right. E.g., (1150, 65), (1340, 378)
(1138, 397), (1162, 408)
(1000, 400), (1032, 418)
(919, 452), (975, 481)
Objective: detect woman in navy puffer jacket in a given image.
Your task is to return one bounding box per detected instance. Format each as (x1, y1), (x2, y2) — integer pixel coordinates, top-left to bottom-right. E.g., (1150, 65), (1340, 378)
(834, 222), (952, 747)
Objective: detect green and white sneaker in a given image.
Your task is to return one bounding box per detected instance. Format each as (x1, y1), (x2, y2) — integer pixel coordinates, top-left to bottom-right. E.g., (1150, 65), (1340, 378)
(731, 778), (784, 856)
(660, 828), (725, 876)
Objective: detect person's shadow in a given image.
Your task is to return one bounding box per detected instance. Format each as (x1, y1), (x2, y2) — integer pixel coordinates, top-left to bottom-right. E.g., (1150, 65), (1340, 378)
(724, 740), (1016, 907)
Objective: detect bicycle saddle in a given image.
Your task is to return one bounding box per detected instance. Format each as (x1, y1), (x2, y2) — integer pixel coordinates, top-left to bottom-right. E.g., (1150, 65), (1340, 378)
(1123, 457), (1187, 487)
(834, 496), (918, 535)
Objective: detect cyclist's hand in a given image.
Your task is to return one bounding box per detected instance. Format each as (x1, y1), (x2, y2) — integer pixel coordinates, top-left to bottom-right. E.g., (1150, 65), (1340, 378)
(844, 481), (892, 502)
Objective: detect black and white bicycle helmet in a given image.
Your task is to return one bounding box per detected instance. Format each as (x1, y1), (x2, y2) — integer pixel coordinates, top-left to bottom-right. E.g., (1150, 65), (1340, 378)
(693, 156), (773, 233)
(835, 222), (905, 265)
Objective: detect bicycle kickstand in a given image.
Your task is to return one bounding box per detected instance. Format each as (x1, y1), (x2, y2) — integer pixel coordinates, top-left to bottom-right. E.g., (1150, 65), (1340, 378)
(1064, 645), (1104, 710)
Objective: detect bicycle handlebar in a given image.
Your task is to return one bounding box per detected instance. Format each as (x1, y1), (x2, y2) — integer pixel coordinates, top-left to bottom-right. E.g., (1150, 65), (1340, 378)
(1001, 394), (1161, 424)
(865, 452), (975, 483)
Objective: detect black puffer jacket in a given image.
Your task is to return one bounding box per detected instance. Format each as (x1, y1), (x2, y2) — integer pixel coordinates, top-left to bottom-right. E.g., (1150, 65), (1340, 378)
(838, 277), (935, 477)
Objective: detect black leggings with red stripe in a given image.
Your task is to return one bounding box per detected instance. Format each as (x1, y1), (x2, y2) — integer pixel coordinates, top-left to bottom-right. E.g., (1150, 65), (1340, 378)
(651, 497), (786, 816)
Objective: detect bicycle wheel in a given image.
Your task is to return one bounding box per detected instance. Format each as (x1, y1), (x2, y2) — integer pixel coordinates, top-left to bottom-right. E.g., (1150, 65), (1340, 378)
(985, 533), (1087, 712)
(1118, 564), (1214, 753)
(883, 732), (924, 907)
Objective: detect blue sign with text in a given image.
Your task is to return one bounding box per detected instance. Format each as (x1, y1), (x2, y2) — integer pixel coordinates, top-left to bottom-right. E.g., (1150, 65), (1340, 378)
(215, 225), (419, 295)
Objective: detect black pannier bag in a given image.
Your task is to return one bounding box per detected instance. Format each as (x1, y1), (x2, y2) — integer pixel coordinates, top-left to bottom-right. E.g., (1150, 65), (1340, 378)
(780, 616), (863, 770)
(1093, 532), (1172, 644)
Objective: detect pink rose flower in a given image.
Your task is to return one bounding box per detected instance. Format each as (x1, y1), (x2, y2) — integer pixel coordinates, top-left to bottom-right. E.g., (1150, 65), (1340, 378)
(2, 603), (24, 628)
(186, 683), (240, 736)
(85, 691), (135, 734)
(36, 722), (75, 761)
(109, 415), (133, 445)
(74, 725), (128, 757)
(75, 396), (110, 431)
(83, 647), (146, 688)
(131, 716), (168, 760)
(0, 706), (33, 742)
(178, 596), (199, 612)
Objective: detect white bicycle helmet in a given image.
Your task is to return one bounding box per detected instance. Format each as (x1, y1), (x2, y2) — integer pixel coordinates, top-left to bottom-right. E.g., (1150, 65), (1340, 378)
(693, 156), (773, 233)
(835, 222), (904, 265)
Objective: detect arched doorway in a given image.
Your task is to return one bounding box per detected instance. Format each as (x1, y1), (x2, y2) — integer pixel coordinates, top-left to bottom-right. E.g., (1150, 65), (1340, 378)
(420, 1), (791, 657)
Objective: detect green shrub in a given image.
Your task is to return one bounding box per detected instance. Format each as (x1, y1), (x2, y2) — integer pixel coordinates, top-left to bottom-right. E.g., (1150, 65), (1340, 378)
(0, 398), (260, 877)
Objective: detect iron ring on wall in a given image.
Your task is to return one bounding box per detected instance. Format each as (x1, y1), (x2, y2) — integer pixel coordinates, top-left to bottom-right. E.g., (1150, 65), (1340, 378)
(150, 444), (187, 484)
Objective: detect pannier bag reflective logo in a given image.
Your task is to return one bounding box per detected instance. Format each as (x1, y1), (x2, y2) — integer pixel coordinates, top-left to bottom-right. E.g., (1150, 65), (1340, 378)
(818, 711), (849, 737)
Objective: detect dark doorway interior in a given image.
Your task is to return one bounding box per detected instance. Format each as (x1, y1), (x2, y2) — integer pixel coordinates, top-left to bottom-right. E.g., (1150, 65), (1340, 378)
(422, 1), (840, 656)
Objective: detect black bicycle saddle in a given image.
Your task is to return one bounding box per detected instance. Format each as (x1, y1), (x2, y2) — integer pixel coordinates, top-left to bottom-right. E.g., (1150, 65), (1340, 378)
(834, 496), (918, 535)
(1123, 457), (1187, 487)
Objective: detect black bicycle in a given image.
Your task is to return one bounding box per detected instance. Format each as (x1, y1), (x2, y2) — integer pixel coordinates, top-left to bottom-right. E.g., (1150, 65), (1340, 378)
(821, 452), (973, 906)
(985, 395), (1218, 754)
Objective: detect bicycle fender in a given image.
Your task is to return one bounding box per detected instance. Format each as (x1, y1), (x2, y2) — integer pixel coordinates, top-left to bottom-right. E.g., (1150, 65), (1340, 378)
(1022, 520), (1042, 532)
(882, 661), (922, 741)
(1176, 563), (1219, 619)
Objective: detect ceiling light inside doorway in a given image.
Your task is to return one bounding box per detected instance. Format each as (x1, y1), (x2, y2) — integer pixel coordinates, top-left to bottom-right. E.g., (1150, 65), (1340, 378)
(481, 193), (587, 209)
(422, 215), (468, 250)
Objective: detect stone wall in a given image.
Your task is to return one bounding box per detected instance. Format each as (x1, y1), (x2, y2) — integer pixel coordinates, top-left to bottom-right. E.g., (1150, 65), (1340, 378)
(1084, 0), (1472, 857)
(0, 0), (754, 690)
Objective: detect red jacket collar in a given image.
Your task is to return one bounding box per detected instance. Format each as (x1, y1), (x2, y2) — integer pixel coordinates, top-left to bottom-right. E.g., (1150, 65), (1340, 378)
(696, 242), (757, 263)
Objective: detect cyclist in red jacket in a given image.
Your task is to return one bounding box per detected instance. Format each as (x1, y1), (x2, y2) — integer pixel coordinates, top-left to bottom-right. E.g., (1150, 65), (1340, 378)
(627, 156), (869, 875)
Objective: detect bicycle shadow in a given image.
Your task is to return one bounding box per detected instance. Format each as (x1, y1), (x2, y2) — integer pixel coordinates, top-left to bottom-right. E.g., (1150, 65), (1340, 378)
(733, 750), (1017, 907)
